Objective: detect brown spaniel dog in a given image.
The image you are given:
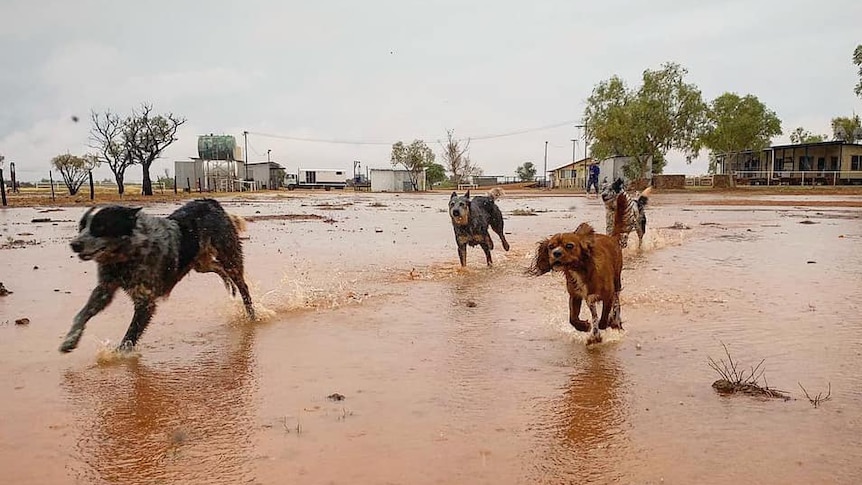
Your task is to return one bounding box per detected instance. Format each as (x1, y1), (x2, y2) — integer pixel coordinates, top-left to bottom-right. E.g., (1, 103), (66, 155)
(530, 193), (628, 343)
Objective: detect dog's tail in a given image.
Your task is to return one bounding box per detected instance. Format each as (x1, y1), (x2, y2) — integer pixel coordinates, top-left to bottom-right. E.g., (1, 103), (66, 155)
(637, 186), (652, 212)
(611, 192), (628, 240)
(487, 187), (505, 200)
(229, 214), (247, 234)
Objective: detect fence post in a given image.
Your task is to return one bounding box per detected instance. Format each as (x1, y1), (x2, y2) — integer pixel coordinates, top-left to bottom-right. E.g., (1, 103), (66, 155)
(88, 170), (94, 200)
(197, 178), (202, 193)
(174, 176), (177, 194)
(49, 171), (56, 202)
(186, 177), (191, 193)
(10, 162), (18, 193)
(0, 168), (7, 207)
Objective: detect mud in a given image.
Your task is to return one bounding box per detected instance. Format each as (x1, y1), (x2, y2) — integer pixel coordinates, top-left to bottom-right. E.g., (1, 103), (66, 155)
(1, 190), (861, 484)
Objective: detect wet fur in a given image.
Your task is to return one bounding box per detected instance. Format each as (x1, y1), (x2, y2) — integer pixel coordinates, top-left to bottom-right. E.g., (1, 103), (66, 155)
(60, 199), (255, 353)
(448, 188), (510, 266)
(530, 193), (628, 342)
(600, 178), (651, 249)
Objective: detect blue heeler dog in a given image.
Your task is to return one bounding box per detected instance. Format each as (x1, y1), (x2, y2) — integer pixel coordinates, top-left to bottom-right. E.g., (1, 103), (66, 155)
(448, 188), (510, 266)
(600, 178), (652, 249)
(60, 199), (255, 353)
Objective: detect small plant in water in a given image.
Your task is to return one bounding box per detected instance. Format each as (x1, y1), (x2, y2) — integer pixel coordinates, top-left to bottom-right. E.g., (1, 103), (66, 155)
(708, 341), (789, 400)
(798, 382), (832, 408)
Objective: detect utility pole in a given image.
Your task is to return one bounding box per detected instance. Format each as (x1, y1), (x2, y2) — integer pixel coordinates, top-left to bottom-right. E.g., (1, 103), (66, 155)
(575, 124), (588, 160)
(543, 141), (549, 189)
(570, 139), (577, 163)
(575, 124), (587, 187)
(243, 131), (249, 181)
(267, 149), (271, 163)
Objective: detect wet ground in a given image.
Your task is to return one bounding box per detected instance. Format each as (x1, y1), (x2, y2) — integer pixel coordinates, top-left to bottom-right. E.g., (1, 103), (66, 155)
(1, 189), (861, 484)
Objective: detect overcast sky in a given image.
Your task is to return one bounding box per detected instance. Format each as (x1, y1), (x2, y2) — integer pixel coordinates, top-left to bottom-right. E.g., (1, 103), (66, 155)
(1, 0), (861, 182)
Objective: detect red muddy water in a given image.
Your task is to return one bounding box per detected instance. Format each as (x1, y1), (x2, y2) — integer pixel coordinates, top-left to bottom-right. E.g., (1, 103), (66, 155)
(1, 190), (861, 484)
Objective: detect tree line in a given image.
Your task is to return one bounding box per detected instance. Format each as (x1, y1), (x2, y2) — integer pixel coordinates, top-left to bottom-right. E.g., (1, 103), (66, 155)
(583, 44), (862, 180)
(49, 103), (185, 196)
(43, 43), (862, 194)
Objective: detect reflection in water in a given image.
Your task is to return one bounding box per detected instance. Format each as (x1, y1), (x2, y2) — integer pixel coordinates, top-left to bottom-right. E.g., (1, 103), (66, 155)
(62, 325), (257, 485)
(529, 349), (630, 484)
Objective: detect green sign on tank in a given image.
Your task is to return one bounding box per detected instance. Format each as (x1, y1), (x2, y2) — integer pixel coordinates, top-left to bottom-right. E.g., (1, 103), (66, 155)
(198, 135), (237, 160)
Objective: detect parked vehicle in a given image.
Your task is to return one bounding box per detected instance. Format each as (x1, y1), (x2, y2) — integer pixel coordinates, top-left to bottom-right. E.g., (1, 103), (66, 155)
(285, 168), (348, 191)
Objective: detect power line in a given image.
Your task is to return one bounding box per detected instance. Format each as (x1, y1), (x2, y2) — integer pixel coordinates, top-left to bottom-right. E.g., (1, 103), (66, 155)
(247, 119), (579, 146)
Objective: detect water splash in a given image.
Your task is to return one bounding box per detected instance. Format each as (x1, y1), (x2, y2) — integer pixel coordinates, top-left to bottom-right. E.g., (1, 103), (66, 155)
(223, 273), (369, 323)
(94, 340), (141, 364)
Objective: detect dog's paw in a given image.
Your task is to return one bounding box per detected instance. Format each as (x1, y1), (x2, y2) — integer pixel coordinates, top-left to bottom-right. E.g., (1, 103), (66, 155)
(570, 318), (591, 332)
(586, 332), (603, 346)
(59, 330), (82, 353)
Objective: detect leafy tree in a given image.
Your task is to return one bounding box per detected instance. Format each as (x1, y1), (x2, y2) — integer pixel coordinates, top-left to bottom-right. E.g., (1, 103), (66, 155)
(516, 161), (537, 181)
(156, 168), (175, 190)
(425, 162), (447, 188)
(90, 110), (135, 195)
(584, 62), (707, 180)
(789, 127), (827, 144)
(391, 139), (435, 191)
(440, 129), (471, 186)
(51, 153), (98, 195)
(854, 44), (862, 98)
(701, 92), (782, 173)
(831, 114), (862, 142)
(124, 103), (186, 196)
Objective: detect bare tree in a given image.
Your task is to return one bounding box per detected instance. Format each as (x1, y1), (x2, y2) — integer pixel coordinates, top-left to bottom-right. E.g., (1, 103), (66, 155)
(125, 103), (186, 195)
(439, 129), (471, 186)
(90, 110), (134, 195)
(51, 153), (98, 195)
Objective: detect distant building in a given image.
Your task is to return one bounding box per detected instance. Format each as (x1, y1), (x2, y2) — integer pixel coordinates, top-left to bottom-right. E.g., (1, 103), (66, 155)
(245, 162), (286, 190)
(548, 156), (644, 189)
(715, 141), (862, 185)
(370, 168), (426, 192)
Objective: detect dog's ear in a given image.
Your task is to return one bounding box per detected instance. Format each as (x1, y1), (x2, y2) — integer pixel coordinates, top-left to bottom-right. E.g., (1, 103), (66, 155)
(88, 205), (142, 237)
(578, 237), (593, 263)
(465, 190), (470, 199)
(450, 191), (457, 200)
(78, 206), (97, 231)
(528, 238), (552, 276)
(574, 223), (594, 236)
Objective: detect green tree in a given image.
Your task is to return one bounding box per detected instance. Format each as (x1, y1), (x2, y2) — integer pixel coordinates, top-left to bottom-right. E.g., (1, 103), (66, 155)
(124, 103), (186, 196)
(831, 114), (862, 142)
(854, 44), (862, 98)
(584, 62), (707, 180)
(391, 139), (435, 191)
(789, 127), (827, 144)
(701, 92), (782, 173)
(425, 162), (447, 188)
(51, 153), (98, 195)
(516, 161), (537, 181)
(156, 168), (175, 190)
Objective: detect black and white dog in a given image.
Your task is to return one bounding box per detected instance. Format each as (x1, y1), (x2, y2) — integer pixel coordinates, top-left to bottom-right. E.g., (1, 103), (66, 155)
(448, 188), (510, 266)
(600, 178), (652, 249)
(60, 199), (255, 353)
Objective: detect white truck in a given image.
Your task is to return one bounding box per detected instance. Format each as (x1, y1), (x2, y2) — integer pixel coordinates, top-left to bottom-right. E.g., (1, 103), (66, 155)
(285, 168), (348, 191)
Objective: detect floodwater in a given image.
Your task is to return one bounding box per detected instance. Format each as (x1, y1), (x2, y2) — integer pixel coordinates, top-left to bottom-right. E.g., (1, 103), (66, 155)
(1, 190), (861, 484)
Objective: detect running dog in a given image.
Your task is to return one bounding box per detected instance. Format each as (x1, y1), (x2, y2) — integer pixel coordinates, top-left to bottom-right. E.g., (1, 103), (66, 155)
(448, 188), (510, 266)
(600, 178), (652, 249)
(530, 193), (627, 344)
(60, 199), (255, 353)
